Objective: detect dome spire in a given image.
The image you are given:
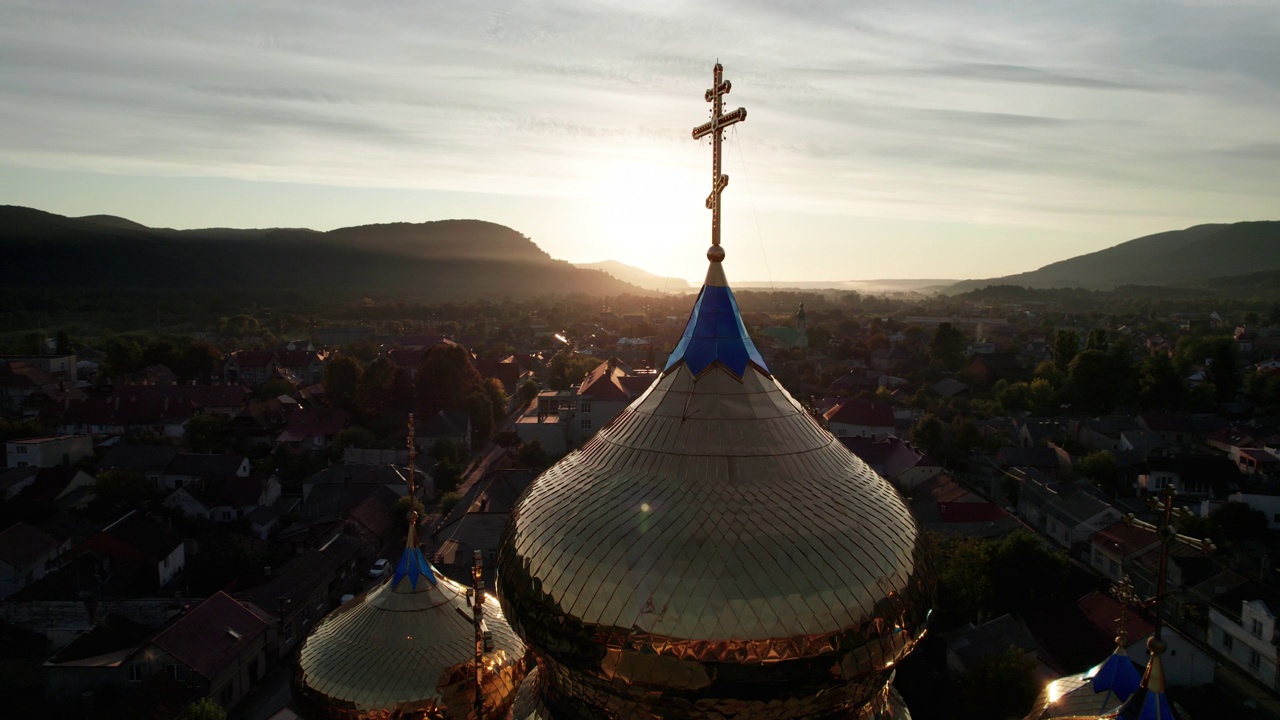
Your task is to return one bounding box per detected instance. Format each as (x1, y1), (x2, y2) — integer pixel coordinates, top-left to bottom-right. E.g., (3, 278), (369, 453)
(392, 411), (435, 591)
(692, 61), (746, 263)
(664, 62), (767, 380)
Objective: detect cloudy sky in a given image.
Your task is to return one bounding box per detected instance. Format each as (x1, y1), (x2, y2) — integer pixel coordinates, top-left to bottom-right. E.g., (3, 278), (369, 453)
(1, 1), (1276, 283)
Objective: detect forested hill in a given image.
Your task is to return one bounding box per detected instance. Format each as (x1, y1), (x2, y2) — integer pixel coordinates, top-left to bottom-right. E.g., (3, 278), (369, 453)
(945, 221), (1280, 293)
(0, 206), (649, 300)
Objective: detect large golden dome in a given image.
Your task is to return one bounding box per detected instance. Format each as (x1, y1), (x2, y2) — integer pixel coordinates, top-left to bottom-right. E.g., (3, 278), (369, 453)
(496, 259), (934, 720)
(294, 540), (527, 719)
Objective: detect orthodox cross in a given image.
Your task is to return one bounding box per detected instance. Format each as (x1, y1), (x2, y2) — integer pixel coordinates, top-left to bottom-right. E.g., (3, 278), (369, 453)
(1110, 575), (1139, 646)
(405, 412), (417, 500)
(692, 62), (747, 260)
(1122, 487), (1215, 636)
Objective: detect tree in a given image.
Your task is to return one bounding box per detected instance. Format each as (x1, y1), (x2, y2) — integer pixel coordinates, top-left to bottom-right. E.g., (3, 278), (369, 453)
(930, 322), (967, 370)
(910, 414), (946, 459)
(431, 437), (458, 464)
(1138, 352), (1184, 409)
(1085, 328), (1109, 352)
(958, 647), (1039, 720)
(433, 460), (463, 496)
(1028, 378), (1057, 415)
(102, 336), (144, 378)
(356, 356), (397, 417)
(439, 491), (464, 518)
(1067, 349), (1120, 414)
(1210, 342), (1240, 403)
(89, 470), (160, 518)
(177, 698), (226, 720)
(185, 413), (228, 453)
(142, 338), (182, 370)
(332, 427), (376, 459)
(515, 440), (551, 470)
(416, 344), (483, 415)
(178, 341), (223, 382)
(483, 377), (508, 425)
(465, 390), (495, 446)
(519, 379), (540, 407)
(55, 330), (71, 355)
(1076, 450), (1119, 496)
(1052, 330), (1079, 371)
(998, 381), (1031, 413)
(325, 355), (365, 413)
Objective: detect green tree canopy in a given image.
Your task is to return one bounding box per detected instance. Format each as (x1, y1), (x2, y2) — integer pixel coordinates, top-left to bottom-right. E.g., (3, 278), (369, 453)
(930, 322), (967, 370)
(415, 343), (483, 415)
(325, 355), (365, 413)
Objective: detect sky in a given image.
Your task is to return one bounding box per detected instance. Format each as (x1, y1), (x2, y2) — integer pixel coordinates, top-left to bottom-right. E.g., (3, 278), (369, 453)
(0, 1), (1277, 284)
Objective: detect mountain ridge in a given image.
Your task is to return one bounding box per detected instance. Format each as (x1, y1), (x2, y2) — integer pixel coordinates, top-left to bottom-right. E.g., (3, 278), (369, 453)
(945, 221), (1279, 293)
(0, 206), (650, 300)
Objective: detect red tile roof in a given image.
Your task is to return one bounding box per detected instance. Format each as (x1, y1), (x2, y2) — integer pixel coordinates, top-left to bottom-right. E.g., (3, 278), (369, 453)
(150, 592), (269, 680)
(1077, 590), (1154, 641)
(1090, 520), (1160, 557)
(276, 408), (350, 443)
(937, 502), (1009, 523)
(823, 399), (895, 428)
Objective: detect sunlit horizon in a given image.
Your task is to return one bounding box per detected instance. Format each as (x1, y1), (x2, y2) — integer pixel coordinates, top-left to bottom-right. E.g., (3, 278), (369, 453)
(2, 1), (1277, 284)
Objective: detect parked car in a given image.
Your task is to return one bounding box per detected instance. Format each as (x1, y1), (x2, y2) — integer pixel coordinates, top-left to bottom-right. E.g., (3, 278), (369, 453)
(369, 558), (391, 579)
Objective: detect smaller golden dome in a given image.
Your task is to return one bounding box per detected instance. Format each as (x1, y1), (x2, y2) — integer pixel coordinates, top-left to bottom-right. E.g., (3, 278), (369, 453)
(293, 544), (527, 720)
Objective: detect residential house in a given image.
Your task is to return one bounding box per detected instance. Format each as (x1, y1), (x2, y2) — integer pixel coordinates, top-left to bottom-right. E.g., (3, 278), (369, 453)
(1070, 416), (1140, 453)
(1089, 521), (1160, 583)
(514, 358), (654, 454)
(49, 395), (195, 438)
(0, 353), (77, 381)
(1017, 472), (1122, 553)
(0, 521), (65, 598)
(998, 447), (1066, 479)
(0, 466), (40, 501)
(943, 614), (1051, 678)
(1119, 429), (1166, 458)
(276, 407), (351, 451)
(840, 435), (943, 490)
(132, 592), (273, 713)
(75, 511), (185, 593)
(236, 534), (362, 658)
(8, 466), (97, 511)
(101, 444), (182, 487)
(1075, 591), (1216, 687)
(223, 350), (280, 387)
(115, 384), (252, 418)
(1140, 455), (1240, 497)
(1137, 412), (1195, 447)
(907, 473), (1016, 537)
(824, 400), (896, 439)
(420, 408), (472, 456)
(5, 434), (93, 469)
(1228, 493), (1280, 530)
(1232, 446), (1280, 476)
(0, 360), (55, 414)
(164, 475), (282, 524)
(163, 453), (251, 491)
(43, 615), (156, 709)
(425, 470), (538, 587)
(1208, 582), (1280, 691)
(276, 349), (327, 385)
(870, 347), (908, 372)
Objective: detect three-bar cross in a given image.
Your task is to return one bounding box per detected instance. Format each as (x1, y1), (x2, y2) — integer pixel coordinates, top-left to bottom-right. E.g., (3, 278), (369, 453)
(692, 62), (747, 257)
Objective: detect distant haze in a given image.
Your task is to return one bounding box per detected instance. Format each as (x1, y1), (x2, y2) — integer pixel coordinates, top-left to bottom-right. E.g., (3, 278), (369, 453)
(1, 2), (1278, 282)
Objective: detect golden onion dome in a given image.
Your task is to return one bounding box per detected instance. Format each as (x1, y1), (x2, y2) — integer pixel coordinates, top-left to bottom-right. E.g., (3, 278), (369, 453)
(293, 537), (527, 720)
(496, 260), (934, 720)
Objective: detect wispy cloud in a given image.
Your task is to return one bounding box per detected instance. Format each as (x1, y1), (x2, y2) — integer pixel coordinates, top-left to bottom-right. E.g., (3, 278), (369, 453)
(0, 0), (1276, 280)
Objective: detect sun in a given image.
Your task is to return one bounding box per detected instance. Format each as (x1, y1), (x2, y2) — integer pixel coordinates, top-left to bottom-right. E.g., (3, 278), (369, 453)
(594, 158), (704, 277)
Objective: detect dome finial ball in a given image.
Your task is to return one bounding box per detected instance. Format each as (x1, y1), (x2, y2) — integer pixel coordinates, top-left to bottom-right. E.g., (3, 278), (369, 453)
(707, 245), (725, 262)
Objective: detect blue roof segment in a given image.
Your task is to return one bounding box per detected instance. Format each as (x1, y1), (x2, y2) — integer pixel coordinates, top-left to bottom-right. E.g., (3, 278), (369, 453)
(663, 283), (769, 378)
(1092, 650), (1141, 701)
(1137, 690), (1173, 720)
(392, 546), (437, 590)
